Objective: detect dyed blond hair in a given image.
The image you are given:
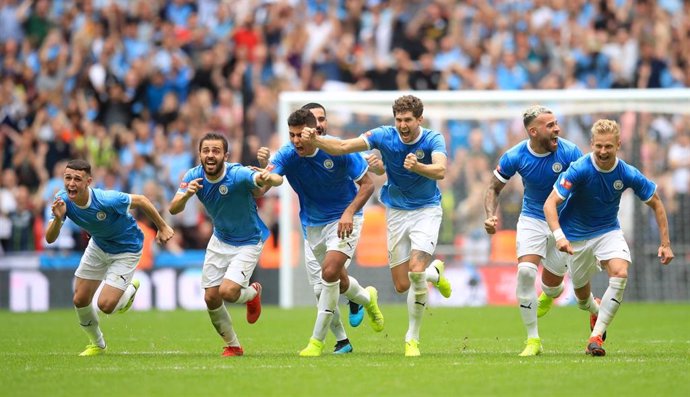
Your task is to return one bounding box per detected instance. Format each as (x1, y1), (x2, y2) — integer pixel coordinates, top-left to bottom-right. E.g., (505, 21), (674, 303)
(591, 119), (620, 140)
(522, 105), (553, 130)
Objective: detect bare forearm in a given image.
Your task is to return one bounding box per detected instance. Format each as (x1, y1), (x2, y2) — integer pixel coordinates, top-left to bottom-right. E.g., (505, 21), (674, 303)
(314, 135), (349, 155)
(544, 199), (561, 232)
(169, 194), (191, 215)
(346, 181), (374, 216)
(138, 198), (168, 230)
(653, 204), (671, 246)
(412, 163), (446, 180)
(484, 188), (499, 218)
(45, 219), (63, 244)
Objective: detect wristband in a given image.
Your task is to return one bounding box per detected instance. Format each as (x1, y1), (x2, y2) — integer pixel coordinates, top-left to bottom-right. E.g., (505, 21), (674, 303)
(553, 228), (566, 241)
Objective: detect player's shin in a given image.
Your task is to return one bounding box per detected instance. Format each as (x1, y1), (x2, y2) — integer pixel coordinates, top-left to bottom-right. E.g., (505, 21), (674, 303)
(405, 272), (427, 342)
(208, 304), (239, 346)
(592, 277), (627, 337)
(76, 304), (105, 348)
(312, 279), (340, 341)
(517, 262), (539, 338)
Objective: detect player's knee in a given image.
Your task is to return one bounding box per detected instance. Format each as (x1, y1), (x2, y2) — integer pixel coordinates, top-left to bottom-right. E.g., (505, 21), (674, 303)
(73, 294), (91, 308)
(516, 263), (538, 300)
(393, 279), (410, 294)
(609, 268), (628, 279)
(321, 265), (340, 283)
(204, 289), (222, 308)
(98, 300), (117, 314)
(219, 284), (241, 302)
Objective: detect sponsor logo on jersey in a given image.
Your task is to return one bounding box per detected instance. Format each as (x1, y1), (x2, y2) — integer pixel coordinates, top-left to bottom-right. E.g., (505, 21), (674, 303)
(415, 149), (425, 159)
(219, 185), (228, 195)
(613, 180), (624, 190)
(552, 162), (563, 173)
(560, 178), (572, 190)
(323, 159), (334, 169)
(96, 211), (106, 221)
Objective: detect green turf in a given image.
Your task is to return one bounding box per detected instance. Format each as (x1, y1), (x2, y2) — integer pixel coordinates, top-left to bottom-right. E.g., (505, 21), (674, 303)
(1, 303), (689, 397)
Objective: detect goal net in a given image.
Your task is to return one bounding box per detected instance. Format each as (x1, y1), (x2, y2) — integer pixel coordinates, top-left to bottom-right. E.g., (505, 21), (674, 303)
(276, 89), (690, 308)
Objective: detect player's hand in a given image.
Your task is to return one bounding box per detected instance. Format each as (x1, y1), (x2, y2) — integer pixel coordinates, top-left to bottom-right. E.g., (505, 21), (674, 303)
(658, 244), (674, 265)
(300, 127), (317, 144)
(185, 178), (203, 197)
(51, 197), (67, 220)
(365, 154), (384, 174)
(403, 153), (418, 171)
(556, 238), (573, 255)
(255, 168), (273, 185)
(338, 212), (354, 239)
(257, 147), (270, 168)
(484, 216), (498, 234)
(156, 224), (175, 245)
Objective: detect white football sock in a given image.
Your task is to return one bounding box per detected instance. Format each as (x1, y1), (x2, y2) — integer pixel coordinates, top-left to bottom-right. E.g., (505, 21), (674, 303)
(577, 293), (600, 314)
(76, 304), (105, 348)
(343, 276), (370, 306)
(113, 283), (137, 312)
(424, 263), (440, 284)
(234, 285), (258, 304)
(516, 262), (539, 339)
(540, 281), (564, 299)
(405, 272), (427, 342)
(592, 277), (627, 337)
(314, 283), (347, 341)
(208, 304), (239, 346)
(312, 279), (339, 342)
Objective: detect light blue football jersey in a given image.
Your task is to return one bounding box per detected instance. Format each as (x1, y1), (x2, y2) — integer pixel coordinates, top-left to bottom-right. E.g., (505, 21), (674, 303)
(554, 154), (656, 240)
(362, 125), (446, 210)
(269, 143), (368, 228)
(494, 138), (583, 221)
(55, 188), (143, 254)
(177, 163), (269, 246)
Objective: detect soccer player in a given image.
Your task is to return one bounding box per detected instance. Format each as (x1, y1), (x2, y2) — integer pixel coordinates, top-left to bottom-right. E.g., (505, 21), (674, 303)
(258, 108), (384, 357)
(301, 102), (385, 330)
(544, 119), (674, 356)
(484, 105), (584, 356)
(301, 95), (451, 357)
(45, 159), (175, 356)
(169, 132), (283, 357)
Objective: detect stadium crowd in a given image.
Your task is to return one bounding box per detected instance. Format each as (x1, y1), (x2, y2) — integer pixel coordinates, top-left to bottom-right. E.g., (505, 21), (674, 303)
(0, 0), (689, 259)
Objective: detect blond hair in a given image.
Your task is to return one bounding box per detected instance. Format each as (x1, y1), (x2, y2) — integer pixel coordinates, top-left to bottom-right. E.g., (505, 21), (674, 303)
(591, 119), (620, 140)
(522, 105), (553, 130)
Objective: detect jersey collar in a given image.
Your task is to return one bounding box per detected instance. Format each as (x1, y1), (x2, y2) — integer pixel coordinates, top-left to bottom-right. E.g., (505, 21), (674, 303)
(206, 163), (227, 183)
(75, 188), (93, 209)
(397, 127), (424, 145)
(589, 153), (619, 173)
(526, 139), (551, 157)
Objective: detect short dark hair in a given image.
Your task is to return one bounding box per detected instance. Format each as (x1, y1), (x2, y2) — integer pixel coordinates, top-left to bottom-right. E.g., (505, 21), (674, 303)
(301, 102), (326, 116)
(287, 108), (317, 128)
(65, 159), (91, 175)
(199, 132), (228, 153)
(392, 95), (424, 118)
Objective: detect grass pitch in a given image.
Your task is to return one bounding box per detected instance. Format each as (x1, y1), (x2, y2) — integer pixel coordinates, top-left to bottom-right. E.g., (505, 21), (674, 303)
(1, 303), (688, 397)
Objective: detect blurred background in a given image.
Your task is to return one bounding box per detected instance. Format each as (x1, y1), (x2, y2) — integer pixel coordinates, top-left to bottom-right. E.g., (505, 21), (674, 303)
(1, 0), (688, 311)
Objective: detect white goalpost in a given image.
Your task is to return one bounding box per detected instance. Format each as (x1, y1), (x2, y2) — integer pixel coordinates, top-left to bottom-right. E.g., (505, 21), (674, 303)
(277, 89), (690, 308)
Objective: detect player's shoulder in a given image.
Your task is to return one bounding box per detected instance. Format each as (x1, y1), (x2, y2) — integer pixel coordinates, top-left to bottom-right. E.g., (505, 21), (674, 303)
(568, 153), (593, 172)
(186, 164), (204, 178)
(557, 137), (580, 151)
(503, 139), (529, 158)
(366, 125), (396, 136)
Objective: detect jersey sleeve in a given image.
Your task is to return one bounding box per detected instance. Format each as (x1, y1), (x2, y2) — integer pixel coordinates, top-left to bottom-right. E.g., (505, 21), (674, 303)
(494, 151), (517, 183)
(237, 166), (259, 188)
(360, 126), (386, 150)
(554, 163), (583, 200)
(626, 164), (656, 202)
(102, 190), (132, 215)
(347, 152), (368, 182)
(268, 148), (288, 176)
(430, 132), (447, 156)
(176, 168), (197, 195)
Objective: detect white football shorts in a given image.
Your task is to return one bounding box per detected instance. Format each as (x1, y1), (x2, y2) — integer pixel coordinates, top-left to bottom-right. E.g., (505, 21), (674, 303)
(75, 239), (141, 291)
(516, 215), (568, 276)
(201, 234), (263, 288)
(386, 205), (442, 268)
(303, 216), (362, 285)
(569, 229), (631, 289)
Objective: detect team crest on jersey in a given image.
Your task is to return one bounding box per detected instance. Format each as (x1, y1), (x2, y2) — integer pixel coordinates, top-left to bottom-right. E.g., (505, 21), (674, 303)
(552, 162), (563, 173)
(96, 211), (106, 221)
(219, 185), (229, 195)
(613, 180), (624, 190)
(415, 149), (425, 159)
(323, 159), (334, 169)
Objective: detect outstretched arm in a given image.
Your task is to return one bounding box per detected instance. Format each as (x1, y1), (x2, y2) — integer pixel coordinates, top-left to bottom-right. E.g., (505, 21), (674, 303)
(131, 194), (175, 244)
(644, 192), (674, 265)
(338, 173), (375, 239)
(483, 175), (506, 234)
(169, 178), (203, 215)
(45, 197), (67, 244)
(403, 152), (446, 180)
(302, 127), (369, 155)
(544, 190), (572, 255)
